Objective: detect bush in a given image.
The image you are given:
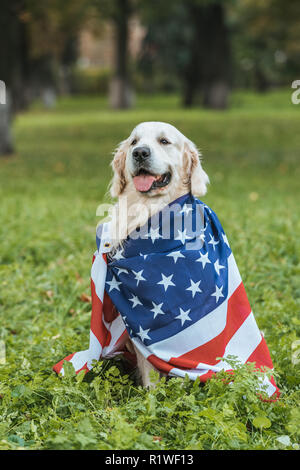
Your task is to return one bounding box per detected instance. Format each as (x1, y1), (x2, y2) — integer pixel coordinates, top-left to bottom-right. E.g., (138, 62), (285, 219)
(70, 67), (112, 95)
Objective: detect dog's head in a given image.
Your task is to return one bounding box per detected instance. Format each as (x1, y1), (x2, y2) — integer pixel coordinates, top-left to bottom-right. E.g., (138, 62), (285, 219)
(110, 121), (209, 200)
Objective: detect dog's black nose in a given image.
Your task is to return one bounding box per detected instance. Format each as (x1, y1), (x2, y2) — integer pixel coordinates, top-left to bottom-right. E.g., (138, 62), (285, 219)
(132, 146), (151, 161)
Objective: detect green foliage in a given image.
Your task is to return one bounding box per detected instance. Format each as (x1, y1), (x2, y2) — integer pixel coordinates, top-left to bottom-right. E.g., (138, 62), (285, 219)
(138, 0), (300, 97)
(0, 91), (299, 450)
(70, 67), (112, 95)
(230, 0), (300, 89)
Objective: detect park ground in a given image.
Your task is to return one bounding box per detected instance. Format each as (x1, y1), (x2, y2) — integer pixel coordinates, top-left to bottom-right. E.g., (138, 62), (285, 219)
(0, 89), (299, 450)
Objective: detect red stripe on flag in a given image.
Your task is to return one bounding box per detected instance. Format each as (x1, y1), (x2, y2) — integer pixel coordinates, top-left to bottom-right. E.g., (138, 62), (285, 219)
(246, 336), (274, 370)
(90, 279), (111, 348)
(168, 282), (251, 369)
(148, 354), (174, 374)
(103, 291), (119, 323)
(197, 370), (215, 382)
(75, 361), (89, 375)
(52, 353), (75, 374)
(268, 376), (281, 400)
(245, 336), (280, 400)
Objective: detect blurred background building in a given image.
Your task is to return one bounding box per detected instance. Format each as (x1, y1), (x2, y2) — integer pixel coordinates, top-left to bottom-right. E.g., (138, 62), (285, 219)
(78, 16), (145, 69)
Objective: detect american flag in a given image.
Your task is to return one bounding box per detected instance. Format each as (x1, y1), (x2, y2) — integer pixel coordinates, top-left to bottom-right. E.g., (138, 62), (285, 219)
(53, 193), (280, 400)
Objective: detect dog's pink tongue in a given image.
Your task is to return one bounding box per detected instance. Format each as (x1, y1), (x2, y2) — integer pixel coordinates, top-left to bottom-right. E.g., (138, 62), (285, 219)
(133, 174), (156, 192)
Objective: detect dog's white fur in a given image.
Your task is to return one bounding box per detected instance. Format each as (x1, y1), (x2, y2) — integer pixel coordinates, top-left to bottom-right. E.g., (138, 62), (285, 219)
(109, 122), (209, 386)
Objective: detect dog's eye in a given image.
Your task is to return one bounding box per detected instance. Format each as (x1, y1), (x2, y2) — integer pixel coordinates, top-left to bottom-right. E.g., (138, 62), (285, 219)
(160, 138), (170, 145)
(131, 139), (137, 146)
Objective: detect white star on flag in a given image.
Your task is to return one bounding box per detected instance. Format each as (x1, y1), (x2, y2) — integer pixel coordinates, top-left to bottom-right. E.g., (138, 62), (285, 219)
(211, 285), (224, 302)
(186, 279), (202, 297)
(204, 205), (212, 214)
(157, 273), (175, 291)
(214, 259), (225, 276)
(106, 276), (122, 292)
(147, 227), (162, 243)
(129, 295), (142, 308)
(117, 267), (128, 275)
(137, 326), (151, 342)
(180, 204), (193, 215)
(139, 252), (148, 260)
(198, 231), (205, 242)
(222, 233), (230, 247)
(175, 308), (192, 326)
(167, 250), (185, 263)
(132, 269), (146, 286)
(150, 302), (165, 318)
(113, 248), (124, 260)
(175, 228), (192, 244)
(196, 251), (211, 268)
(208, 234), (219, 251)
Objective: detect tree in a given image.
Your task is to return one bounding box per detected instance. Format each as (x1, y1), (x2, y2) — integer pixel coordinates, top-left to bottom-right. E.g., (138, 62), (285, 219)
(139, 0), (232, 109)
(0, 0), (91, 156)
(26, 0), (91, 96)
(94, 0), (136, 109)
(0, 0), (29, 155)
(182, 0), (232, 108)
(230, 0), (300, 91)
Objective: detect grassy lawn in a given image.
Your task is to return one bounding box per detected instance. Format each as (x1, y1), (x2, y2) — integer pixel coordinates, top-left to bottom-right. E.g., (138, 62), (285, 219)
(0, 89), (299, 450)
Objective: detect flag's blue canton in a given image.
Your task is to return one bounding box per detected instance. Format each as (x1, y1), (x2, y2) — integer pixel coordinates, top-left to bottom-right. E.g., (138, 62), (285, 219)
(98, 193), (232, 347)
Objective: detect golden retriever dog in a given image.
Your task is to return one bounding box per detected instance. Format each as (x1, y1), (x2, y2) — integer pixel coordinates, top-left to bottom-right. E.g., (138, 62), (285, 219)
(108, 121), (209, 386)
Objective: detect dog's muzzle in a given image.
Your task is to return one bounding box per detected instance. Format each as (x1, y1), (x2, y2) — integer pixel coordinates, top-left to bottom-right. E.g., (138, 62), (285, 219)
(132, 146), (151, 164)
(131, 145), (172, 193)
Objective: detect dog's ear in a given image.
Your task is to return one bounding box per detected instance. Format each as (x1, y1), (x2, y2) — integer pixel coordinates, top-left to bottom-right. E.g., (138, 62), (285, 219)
(110, 140), (128, 198)
(184, 139), (209, 196)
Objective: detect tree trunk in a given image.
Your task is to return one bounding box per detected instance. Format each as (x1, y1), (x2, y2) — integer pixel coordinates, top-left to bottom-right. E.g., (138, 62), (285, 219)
(201, 3), (232, 109)
(182, 21), (202, 108)
(182, 1), (231, 109)
(109, 0), (134, 109)
(0, 90), (14, 155)
(181, 4), (203, 108)
(0, 0), (31, 155)
(202, 80), (230, 109)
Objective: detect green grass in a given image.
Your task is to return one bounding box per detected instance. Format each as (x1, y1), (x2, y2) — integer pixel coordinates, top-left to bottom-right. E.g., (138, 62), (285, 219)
(0, 90), (299, 450)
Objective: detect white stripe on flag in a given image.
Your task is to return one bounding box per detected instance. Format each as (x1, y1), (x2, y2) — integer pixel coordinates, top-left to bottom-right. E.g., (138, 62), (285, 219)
(225, 253), (242, 298)
(102, 314), (127, 356)
(87, 330), (103, 368)
(257, 375), (277, 397)
(169, 362), (277, 398)
(215, 312), (262, 370)
(59, 349), (90, 375)
(91, 253), (107, 302)
(168, 366), (211, 381)
(131, 337), (152, 359)
(148, 253), (242, 362)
